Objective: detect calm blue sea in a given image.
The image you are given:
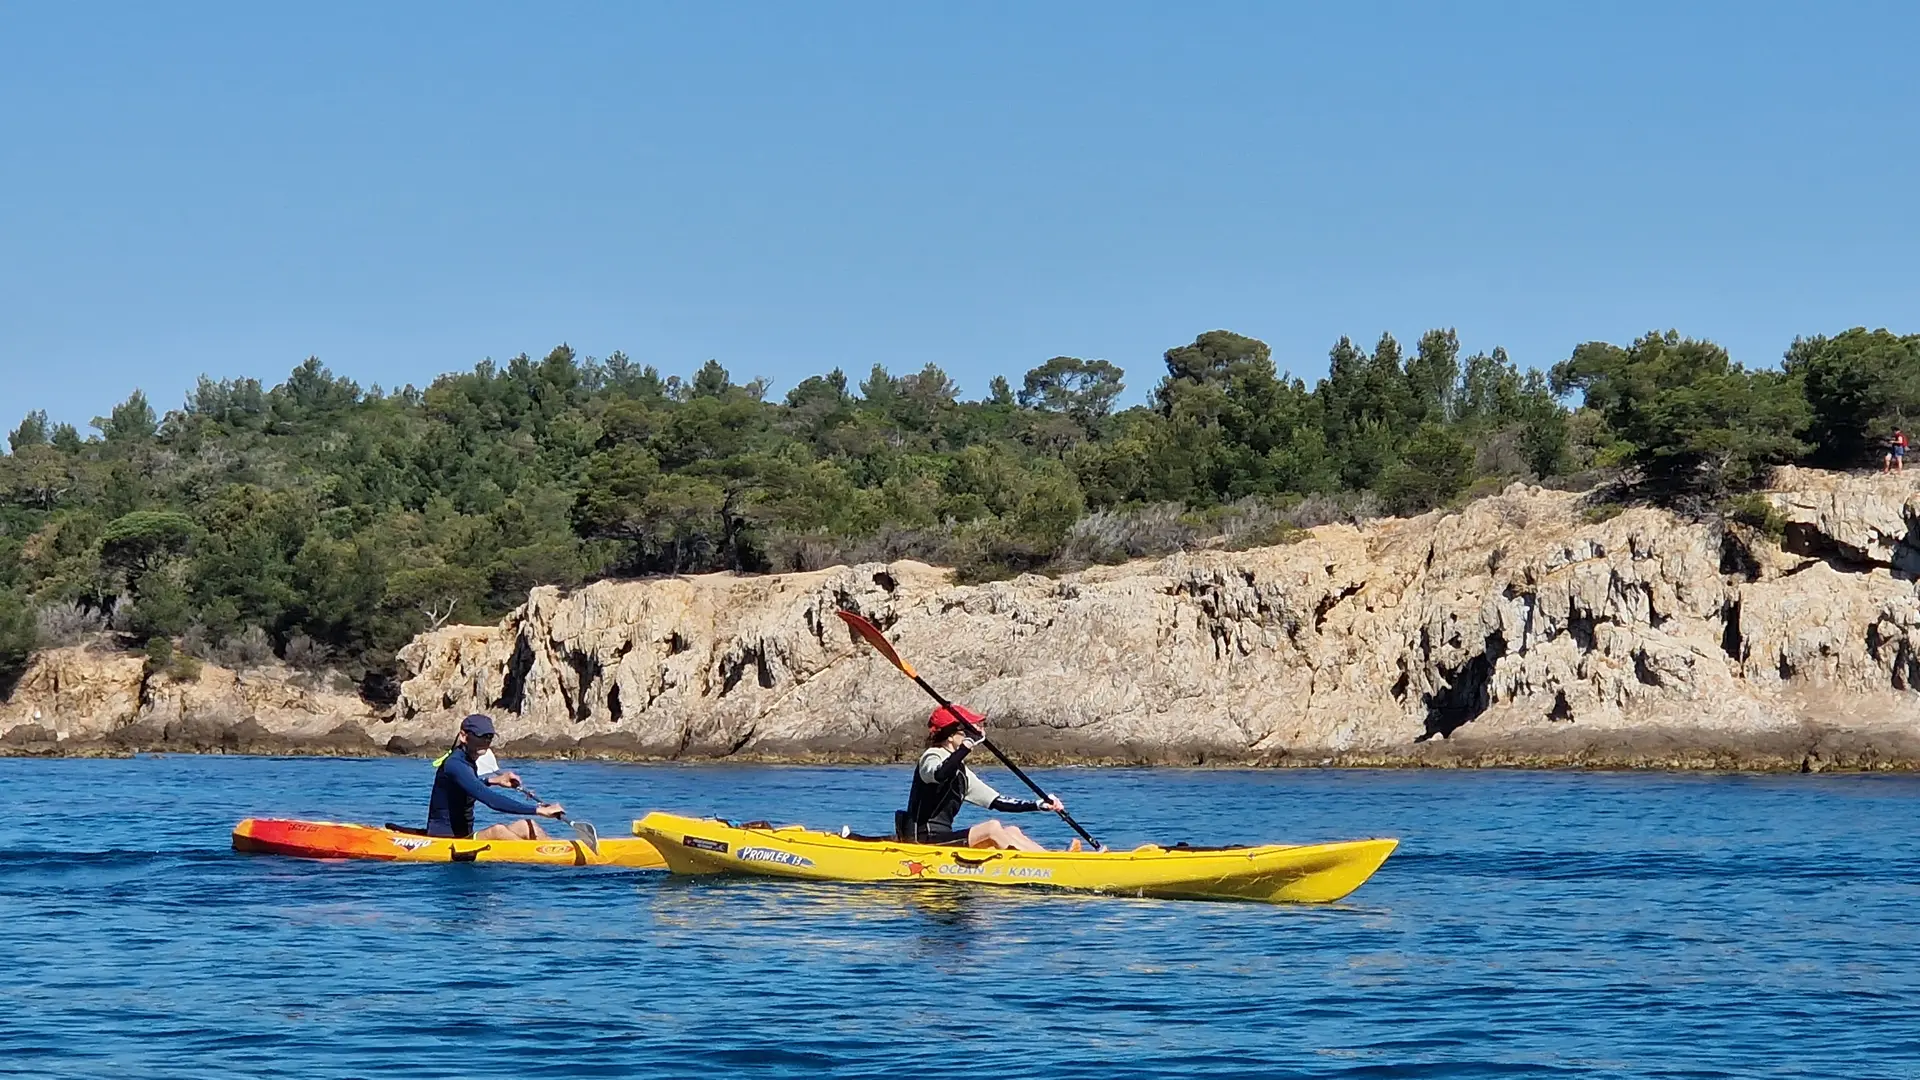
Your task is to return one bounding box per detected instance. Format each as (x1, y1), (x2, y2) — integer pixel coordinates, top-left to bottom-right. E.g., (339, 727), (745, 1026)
(0, 756), (1914, 1079)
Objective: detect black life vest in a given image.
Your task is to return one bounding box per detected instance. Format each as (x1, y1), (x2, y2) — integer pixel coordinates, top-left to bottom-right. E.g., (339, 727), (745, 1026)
(900, 748), (969, 840)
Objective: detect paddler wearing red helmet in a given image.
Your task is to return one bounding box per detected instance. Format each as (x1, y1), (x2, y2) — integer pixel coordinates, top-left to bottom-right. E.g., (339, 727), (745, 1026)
(897, 704), (1079, 852)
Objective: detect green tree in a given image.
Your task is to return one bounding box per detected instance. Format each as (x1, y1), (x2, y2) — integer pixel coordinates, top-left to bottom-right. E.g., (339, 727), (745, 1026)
(894, 363), (960, 433)
(691, 359), (733, 399)
(0, 590), (35, 697)
(785, 370), (851, 410)
(1155, 331), (1323, 499)
(288, 534), (387, 658)
(1018, 356), (1126, 429)
(183, 377), (268, 430)
(1, 443), (71, 510)
(100, 511), (199, 581)
(272, 357), (362, 422)
(1457, 347), (1524, 424)
(858, 364), (898, 407)
(9, 411), (50, 453)
(1319, 334), (1414, 490)
(1552, 331), (1809, 499)
(573, 446), (664, 542)
(96, 390), (157, 442)
(1380, 423), (1474, 515)
(1784, 328), (1920, 468)
(601, 352), (668, 402)
(1406, 329), (1460, 423)
(1515, 370), (1570, 478)
(126, 569), (193, 639)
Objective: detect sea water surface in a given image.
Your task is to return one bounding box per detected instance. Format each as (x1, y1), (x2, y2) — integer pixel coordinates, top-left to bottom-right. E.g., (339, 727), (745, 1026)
(0, 756), (1914, 1079)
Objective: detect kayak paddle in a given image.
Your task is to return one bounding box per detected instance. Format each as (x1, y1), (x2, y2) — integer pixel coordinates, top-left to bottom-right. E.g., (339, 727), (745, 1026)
(833, 608), (1103, 850)
(519, 787), (600, 856)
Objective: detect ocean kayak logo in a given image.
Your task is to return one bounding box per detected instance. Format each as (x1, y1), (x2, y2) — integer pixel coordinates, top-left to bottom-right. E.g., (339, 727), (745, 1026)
(895, 858), (1050, 880)
(735, 846), (814, 868)
(389, 836), (432, 851)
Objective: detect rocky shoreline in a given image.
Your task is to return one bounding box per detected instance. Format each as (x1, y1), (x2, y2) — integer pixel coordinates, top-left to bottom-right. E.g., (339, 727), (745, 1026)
(8, 728), (1917, 775)
(6, 467), (1920, 773)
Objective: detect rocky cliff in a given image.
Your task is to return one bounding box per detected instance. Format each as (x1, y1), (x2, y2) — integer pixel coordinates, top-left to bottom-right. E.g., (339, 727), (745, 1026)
(7, 468), (1920, 769)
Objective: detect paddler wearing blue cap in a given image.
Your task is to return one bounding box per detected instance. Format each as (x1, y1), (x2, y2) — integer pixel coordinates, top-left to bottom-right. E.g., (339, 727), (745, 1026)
(426, 713), (567, 840)
(898, 704), (1081, 852)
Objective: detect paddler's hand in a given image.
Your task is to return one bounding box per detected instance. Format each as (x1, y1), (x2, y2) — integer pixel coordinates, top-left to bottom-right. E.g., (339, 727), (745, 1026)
(535, 802), (566, 818)
(498, 770), (523, 788)
(1040, 795), (1066, 813)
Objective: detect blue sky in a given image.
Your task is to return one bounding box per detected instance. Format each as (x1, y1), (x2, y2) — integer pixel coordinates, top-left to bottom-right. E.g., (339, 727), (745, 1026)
(3, 2), (1916, 428)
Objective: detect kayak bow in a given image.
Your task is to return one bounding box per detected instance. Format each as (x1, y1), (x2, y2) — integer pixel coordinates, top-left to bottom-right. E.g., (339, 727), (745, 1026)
(632, 812), (1395, 903)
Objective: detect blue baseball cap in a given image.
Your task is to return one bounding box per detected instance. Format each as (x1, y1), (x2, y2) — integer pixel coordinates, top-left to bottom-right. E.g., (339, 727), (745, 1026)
(460, 713), (496, 738)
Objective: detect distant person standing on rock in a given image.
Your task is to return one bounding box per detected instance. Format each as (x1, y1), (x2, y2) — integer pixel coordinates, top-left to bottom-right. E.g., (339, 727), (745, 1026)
(1885, 428), (1907, 474)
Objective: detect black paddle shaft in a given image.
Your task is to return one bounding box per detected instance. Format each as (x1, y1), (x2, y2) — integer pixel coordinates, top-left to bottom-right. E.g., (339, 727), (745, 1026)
(915, 674), (1102, 849)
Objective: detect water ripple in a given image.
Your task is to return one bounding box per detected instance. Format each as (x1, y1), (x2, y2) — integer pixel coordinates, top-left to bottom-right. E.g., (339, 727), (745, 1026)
(0, 758), (1916, 1078)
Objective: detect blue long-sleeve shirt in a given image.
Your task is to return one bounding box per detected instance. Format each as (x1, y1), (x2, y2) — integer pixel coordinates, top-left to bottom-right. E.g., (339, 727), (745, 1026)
(427, 750), (541, 837)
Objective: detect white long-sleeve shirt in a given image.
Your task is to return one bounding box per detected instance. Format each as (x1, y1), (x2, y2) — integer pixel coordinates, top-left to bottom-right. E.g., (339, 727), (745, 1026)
(917, 745), (1002, 808)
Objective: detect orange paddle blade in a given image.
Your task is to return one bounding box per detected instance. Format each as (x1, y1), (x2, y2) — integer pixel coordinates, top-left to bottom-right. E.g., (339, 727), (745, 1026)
(834, 609), (918, 679)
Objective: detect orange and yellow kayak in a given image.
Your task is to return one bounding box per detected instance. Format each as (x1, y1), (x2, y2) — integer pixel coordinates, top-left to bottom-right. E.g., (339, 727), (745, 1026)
(232, 818), (664, 867)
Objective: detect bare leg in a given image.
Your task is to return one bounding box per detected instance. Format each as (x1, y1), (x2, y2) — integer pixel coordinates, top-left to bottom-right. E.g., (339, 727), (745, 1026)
(998, 826), (1047, 853)
(474, 820), (549, 841)
(967, 820), (1047, 853)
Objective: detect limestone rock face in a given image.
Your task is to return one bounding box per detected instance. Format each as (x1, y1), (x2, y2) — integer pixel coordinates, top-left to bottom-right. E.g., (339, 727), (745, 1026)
(0, 646), (145, 743)
(378, 475), (1920, 766)
(1767, 466), (1920, 573)
(9, 468), (1920, 768)
(0, 643), (381, 755)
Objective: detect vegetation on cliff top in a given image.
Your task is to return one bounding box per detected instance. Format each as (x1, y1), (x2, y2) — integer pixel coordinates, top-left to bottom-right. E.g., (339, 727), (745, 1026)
(1, 325), (1912, 696)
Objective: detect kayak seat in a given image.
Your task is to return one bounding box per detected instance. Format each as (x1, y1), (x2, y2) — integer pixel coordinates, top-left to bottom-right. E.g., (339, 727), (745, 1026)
(383, 822), (430, 836)
(1164, 841), (1251, 852)
(741, 820), (815, 834)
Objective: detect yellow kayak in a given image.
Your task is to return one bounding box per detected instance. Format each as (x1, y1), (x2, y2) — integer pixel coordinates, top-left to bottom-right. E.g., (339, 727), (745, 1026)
(232, 818), (665, 867)
(631, 812), (1396, 903)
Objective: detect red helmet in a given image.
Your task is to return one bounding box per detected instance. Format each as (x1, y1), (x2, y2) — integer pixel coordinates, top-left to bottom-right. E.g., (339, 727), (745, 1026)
(928, 704), (985, 735)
